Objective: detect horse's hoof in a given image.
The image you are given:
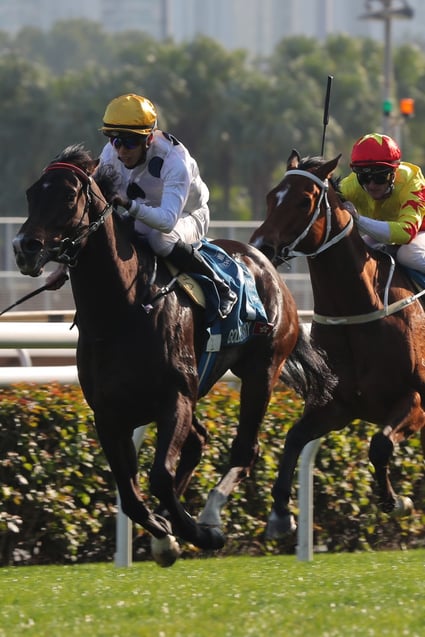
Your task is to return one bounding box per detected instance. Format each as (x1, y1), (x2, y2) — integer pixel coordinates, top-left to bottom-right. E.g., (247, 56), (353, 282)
(151, 534), (181, 568)
(265, 510), (297, 540)
(207, 526), (226, 550)
(198, 525), (226, 550)
(392, 496), (414, 517)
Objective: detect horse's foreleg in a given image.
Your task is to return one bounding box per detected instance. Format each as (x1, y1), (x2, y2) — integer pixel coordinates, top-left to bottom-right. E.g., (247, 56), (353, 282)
(266, 422), (306, 539)
(369, 430), (414, 515)
(150, 398), (225, 552)
(369, 392), (424, 515)
(368, 431), (396, 512)
(267, 405), (350, 540)
(154, 415), (206, 519)
(96, 424), (172, 539)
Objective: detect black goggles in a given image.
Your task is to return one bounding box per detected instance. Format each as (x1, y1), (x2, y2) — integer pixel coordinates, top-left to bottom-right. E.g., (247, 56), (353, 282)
(354, 167), (394, 186)
(109, 134), (144, 150)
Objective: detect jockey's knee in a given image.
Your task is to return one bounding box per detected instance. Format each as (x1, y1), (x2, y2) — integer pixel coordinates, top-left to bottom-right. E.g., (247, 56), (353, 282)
(397, 243), (425, 272)
(147, 230), (176, 257)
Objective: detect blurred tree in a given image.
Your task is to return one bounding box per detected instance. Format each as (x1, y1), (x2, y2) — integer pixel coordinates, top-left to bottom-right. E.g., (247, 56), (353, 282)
(0, 21), (424, 220)
(0, 54), (50, 214)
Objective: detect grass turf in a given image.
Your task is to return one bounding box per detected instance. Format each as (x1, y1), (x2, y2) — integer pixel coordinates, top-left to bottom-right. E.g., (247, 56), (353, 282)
(1, 550), (424, 636)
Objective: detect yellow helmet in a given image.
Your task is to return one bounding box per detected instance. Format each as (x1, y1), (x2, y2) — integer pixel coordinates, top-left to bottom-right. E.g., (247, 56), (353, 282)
(100, 93), (158, 136)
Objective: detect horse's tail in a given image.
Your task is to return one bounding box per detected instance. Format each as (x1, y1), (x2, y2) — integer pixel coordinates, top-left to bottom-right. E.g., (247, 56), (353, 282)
(280, 324), (337, 405)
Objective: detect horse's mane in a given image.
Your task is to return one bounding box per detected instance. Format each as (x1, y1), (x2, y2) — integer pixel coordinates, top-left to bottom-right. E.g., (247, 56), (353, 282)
(297, 155), (324, 170)
(52, 143), (120, 203)
(297, 154), (342, 194)
(53, 143), (94, 166)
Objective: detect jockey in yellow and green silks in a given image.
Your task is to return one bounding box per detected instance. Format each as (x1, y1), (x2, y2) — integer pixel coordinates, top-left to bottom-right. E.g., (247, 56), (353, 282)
(339, 133), (425, 272)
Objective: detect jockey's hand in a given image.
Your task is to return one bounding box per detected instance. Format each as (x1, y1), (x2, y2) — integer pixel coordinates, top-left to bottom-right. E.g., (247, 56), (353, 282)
(45, 265), (69, 290)
(342, 201), (359, 221)
(112, 194), (131, 210)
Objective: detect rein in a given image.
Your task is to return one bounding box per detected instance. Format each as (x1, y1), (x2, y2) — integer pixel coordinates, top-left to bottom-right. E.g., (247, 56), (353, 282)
(313, 289), (425, 325)
(44, 162), (114, 266)
(281, 168), (425, 326)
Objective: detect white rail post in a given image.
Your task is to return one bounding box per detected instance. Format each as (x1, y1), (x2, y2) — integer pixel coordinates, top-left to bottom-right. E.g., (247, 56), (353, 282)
(296, 438), (321, 562)
(114, 425), (147, 567)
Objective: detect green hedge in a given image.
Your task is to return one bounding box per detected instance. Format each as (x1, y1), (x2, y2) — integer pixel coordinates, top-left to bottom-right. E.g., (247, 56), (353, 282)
(0, 383), (424, 565)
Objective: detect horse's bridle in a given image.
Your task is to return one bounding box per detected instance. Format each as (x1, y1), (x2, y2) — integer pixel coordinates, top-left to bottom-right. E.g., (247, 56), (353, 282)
(43, 161), (114, 267)
(276, 169), (353, 262)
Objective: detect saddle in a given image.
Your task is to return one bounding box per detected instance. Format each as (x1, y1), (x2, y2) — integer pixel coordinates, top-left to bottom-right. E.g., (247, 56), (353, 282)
(166, 240), (274, 394)
(165, 240), (271, 330)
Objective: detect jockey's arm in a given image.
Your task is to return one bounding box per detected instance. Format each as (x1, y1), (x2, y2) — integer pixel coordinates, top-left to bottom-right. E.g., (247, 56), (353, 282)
(342, 201), (424, 245)
(113, 163), (190, 233)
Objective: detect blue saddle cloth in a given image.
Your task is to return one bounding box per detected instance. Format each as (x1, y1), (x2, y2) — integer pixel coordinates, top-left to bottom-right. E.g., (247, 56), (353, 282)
(195, 240), (273, 394)
(403, 266), (425, 290)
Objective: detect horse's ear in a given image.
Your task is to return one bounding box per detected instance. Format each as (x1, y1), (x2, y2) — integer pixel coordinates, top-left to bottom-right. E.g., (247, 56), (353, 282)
(86, 157), (100, 176)
(287, 149), (301, 170)
(317, 153), (342, 180)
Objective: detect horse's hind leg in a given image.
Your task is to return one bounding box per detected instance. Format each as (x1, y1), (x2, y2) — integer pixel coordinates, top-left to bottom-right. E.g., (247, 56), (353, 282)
(174, 415), (208, 498)
(198, 375), (270, 529)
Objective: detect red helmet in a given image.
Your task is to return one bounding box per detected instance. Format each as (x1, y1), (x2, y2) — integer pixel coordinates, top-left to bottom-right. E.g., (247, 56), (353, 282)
(350, 133), (401, 168)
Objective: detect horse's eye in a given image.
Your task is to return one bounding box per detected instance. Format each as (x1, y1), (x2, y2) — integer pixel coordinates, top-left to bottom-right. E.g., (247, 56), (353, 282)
(300, 196), (312, 212)
(65, 191), (77, 203)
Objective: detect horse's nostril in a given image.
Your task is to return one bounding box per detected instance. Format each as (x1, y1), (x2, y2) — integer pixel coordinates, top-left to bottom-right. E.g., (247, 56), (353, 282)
(22, 237), (43, 255)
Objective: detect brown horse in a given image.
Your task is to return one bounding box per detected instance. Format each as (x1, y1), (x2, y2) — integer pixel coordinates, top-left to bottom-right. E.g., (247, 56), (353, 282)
(13, 145), (333, 565)
(250, 150), (425, 539)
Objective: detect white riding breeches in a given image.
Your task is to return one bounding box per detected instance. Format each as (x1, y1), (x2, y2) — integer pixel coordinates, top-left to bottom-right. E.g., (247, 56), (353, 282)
(396, 231), (425, 273)
(134, 205), (210, 257)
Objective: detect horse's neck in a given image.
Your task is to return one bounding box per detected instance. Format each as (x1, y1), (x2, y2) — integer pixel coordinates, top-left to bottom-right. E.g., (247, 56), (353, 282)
(308, 207), (384, 315)
(70, 216), (144, 325)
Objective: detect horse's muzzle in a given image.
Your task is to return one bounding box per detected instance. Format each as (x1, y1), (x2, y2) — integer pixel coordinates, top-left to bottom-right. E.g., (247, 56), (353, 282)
(13, 234), (47, 276)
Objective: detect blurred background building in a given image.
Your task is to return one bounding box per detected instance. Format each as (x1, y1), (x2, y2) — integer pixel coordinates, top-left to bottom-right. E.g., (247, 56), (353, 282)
(0, 0), (423, 57)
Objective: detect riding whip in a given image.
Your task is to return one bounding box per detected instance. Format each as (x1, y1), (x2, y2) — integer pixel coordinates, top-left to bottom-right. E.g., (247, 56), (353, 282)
(0, 276), (68, 317)
(320, 75), (333, 157)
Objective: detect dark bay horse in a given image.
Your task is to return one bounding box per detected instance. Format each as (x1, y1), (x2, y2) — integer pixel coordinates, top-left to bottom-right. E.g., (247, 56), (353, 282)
(13, 145), (332, 565)
(251, 150), (425, 539)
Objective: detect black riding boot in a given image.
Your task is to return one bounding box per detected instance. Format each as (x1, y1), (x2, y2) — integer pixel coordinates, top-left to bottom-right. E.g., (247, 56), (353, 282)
(168, 240), (237, 318)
